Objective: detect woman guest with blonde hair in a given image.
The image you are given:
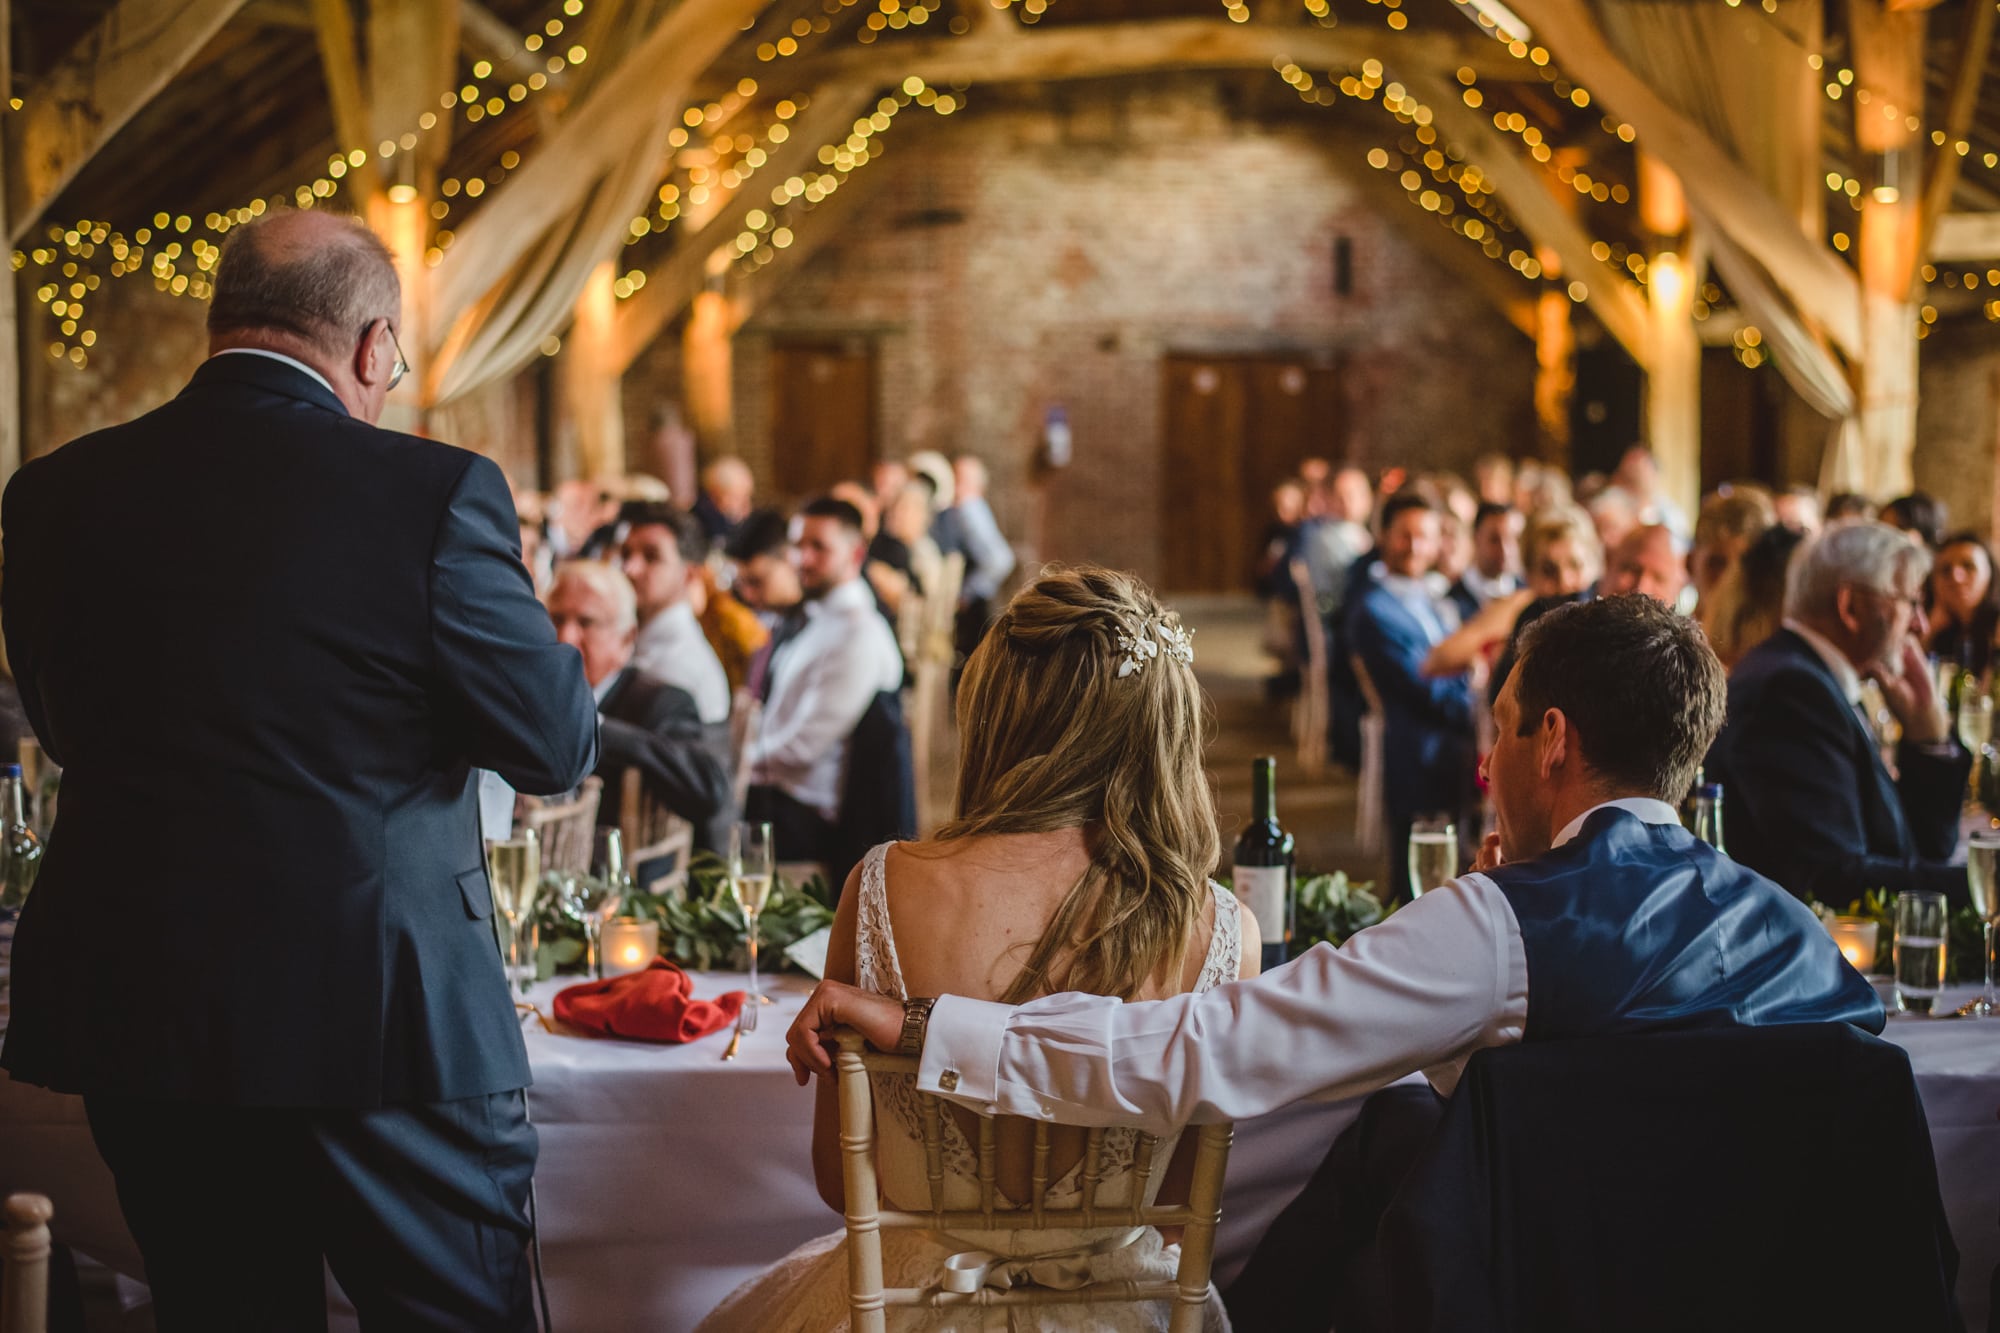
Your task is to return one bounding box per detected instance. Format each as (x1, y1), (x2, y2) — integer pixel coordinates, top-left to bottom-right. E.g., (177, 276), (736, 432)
(701, 566), (1256, 1333)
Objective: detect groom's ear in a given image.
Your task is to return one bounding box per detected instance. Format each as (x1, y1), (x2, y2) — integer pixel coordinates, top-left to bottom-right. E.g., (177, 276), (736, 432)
(1536, 707), (1570, 780)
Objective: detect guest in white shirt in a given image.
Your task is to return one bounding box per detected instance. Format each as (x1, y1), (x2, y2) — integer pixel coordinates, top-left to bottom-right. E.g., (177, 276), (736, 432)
(619, 502), (730, 725)
(745, 497), (904, 867)
(785, 594), (1878, 1149)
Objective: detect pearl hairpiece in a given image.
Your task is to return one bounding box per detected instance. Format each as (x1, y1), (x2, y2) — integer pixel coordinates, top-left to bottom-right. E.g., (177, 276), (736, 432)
(1116, 618), (1196, 679)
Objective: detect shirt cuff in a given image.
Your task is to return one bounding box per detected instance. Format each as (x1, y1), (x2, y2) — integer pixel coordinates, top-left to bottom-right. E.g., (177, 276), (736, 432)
(917, 995), (1012, 1107)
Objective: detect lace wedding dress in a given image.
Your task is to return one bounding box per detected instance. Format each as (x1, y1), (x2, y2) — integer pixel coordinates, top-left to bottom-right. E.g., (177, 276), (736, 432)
(697, 842), (1240, 1333)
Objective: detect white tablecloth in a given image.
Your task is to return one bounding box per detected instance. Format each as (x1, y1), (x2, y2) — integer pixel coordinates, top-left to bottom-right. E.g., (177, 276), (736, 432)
(2, 977), (1994, 1331)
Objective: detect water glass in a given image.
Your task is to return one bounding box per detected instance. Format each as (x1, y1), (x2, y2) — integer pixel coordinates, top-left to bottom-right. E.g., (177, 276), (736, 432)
(1406, 816), (1458, 899)
(1969, 833), (2000, 1017)
(1893, 890), (1949, 1016)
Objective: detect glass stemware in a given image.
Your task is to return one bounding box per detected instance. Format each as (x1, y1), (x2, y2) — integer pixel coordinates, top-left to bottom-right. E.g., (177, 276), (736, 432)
(1406, 816), (1457, 899)
(1968, 834), (2000, 1017)
(485, 828), (540, 995)
(729, 821), (775, 1006)
(560, 828), (629, 978)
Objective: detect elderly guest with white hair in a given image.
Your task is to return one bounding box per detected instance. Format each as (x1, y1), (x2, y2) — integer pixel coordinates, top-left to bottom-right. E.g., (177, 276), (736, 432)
(1705, 521), (1972, 909)
(546, 560), (734, 853)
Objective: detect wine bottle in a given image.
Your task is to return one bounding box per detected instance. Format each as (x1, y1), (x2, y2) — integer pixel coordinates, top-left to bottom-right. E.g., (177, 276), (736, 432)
(1232, 756), (1295, 970)
(1690, 782), (1726, 853)
(0, 764), (41, 911)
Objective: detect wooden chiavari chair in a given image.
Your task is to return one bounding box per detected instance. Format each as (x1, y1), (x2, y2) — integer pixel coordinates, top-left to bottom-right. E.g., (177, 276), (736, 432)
(518, 776), (602, 877)
(1349, 653), (1387, 857)
(618, 769), (695, 896)
(832, 1030), (1232, 1333)
(0, 1194), (52, 1333)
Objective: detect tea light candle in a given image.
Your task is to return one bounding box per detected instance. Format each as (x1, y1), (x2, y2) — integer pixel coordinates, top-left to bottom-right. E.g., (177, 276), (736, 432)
(601, 918), (659, 977)
(1828, 917), (1879, 975)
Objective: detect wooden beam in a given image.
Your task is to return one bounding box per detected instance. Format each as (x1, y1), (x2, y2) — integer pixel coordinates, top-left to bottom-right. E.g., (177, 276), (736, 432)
(1916, 0), (1996, 273)
(782, 18), (1527, 91)
(609, 84), (880, 373)
(1501, 0), (1864, 361)
(242, 0), (312, 28)
(5, 0), (252, 242)
(1930, 211), (2000, 259)
(307, 0), (377, 199)
(435, 0), (772, 332)
(461, 0), (568, 93)
(1402, 67), (1650, 365)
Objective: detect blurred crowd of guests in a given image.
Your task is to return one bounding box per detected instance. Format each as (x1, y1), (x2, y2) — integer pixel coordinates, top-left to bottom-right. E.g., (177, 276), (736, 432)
(1260, 446), (1988, 911)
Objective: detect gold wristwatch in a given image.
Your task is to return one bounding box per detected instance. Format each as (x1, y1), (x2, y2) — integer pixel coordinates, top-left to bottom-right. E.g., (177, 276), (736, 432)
(897, 997), (937, 1055)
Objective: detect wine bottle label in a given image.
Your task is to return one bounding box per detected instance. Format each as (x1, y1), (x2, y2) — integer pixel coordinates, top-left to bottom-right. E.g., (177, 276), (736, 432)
(1233, 865), (1289, 941)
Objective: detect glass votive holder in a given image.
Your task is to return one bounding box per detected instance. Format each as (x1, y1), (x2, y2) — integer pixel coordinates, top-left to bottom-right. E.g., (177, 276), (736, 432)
(601, 917), (659, 977)
(1827, 916), (1880, 975)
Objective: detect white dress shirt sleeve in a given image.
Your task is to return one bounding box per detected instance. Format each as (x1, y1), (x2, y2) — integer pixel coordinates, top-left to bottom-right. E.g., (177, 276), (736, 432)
(916, 874), (1530, 1137)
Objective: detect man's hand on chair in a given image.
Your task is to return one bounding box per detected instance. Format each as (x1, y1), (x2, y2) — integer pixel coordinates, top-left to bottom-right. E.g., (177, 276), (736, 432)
(786, 980), (906, 1085)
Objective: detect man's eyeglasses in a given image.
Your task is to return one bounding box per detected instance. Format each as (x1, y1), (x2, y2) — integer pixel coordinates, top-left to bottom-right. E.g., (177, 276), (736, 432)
(366, 318), (408, 393)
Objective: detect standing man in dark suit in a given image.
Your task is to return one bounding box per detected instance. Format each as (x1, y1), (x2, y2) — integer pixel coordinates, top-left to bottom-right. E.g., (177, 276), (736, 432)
(545, 560), (733, 855)
(1347, 492), (1478, 902)
(0, 210), (598, 1329)
(1707, 521), (1970, 908)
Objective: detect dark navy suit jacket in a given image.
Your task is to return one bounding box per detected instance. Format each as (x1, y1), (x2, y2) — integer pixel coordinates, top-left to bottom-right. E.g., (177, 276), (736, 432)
(1706, 628), (1969, 909)
(0, 354), (599, 1107)
(1347, 577), (1474, 818)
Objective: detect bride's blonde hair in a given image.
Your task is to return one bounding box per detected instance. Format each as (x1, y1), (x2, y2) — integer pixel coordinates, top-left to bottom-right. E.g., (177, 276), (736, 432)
(935, 565), (1218, 1003)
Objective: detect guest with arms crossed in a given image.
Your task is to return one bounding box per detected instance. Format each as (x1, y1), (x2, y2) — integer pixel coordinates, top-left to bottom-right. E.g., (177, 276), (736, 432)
(705, 567), (1257, 1333)
(546, 560), (733, 855)
(744, 498), (904, 867)
(1706, 522), (1971, 908)
(0, 209), (599, 1330)
(786, 596), (1878, 1257)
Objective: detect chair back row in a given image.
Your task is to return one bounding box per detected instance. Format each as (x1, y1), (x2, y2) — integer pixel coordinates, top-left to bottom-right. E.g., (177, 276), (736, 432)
(832, 1029), (1231, 1332)
(519, 776), (603, 877)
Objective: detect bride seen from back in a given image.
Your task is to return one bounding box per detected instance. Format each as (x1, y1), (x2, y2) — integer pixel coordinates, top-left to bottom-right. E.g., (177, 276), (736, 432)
(699, 564), (1257, 1333)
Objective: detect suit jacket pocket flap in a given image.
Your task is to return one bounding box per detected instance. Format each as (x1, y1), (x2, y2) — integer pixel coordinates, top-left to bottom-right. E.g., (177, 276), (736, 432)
(457, 866), (495, 920)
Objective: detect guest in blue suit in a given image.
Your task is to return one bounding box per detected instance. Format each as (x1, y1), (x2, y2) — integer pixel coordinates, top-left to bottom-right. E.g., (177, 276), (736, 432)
(1347, 491), (1477, 900)
(1707, 520), (1970, 909)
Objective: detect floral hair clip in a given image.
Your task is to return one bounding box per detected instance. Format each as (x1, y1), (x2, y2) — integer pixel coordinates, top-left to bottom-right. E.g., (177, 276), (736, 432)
(1116, 618), (1196, 679)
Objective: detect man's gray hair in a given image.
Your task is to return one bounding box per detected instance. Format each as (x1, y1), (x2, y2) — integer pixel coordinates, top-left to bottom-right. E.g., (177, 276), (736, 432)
(207, 211), (400, 359)
(550, 559), (638, 632)
(1785, 520), (1932, 623)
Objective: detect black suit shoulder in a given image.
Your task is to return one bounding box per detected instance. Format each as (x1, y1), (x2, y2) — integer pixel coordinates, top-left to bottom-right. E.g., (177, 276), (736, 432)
(603, 670), (702, 734)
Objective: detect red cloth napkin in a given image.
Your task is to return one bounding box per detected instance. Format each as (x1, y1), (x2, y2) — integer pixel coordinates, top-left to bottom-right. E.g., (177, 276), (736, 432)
(552, 959), (745, 1043)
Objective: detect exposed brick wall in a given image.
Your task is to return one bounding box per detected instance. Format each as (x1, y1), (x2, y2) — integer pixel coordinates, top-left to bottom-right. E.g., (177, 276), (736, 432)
(1913, 317), (2000, 540)
(715, 75), (1539, 576)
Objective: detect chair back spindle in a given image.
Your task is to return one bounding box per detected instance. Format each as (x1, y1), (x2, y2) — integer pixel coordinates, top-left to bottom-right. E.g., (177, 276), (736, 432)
(0, 1193), (53, 1333)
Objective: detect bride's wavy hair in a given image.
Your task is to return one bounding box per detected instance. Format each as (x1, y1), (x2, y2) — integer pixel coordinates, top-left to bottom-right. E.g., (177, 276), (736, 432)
(935, 564), (1218, 1003)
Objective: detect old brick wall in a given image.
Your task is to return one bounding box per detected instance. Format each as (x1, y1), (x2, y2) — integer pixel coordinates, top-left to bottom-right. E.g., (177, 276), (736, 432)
(709, 76), (1539, 576)
(1913, 318), (2000, 540)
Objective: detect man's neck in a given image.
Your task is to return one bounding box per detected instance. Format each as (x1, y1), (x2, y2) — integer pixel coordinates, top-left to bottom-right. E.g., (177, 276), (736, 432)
(210, 334), (364, 418)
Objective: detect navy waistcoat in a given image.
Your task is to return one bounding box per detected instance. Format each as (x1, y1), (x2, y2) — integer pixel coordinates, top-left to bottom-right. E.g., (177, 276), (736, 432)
(1482, 808), (1885, 1041)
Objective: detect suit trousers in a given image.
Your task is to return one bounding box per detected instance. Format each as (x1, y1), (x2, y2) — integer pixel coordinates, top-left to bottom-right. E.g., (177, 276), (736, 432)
(84, 1089), (538, 1333)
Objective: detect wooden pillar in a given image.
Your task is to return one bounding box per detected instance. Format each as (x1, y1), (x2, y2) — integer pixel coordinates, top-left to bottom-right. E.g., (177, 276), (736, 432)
(560, 261), (626, 480)
(683, 283), (737, 455)
(1639, 152), (1698, 520)
(0, 0), (18, 480)
(1851, 0), (1925, 498)
(1533, 244), (1575, 467)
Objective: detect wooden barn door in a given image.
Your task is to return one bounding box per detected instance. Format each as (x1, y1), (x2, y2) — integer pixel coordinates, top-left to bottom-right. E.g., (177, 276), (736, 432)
(770, 339), (876, 499)
(1160, 354), (1340, 593)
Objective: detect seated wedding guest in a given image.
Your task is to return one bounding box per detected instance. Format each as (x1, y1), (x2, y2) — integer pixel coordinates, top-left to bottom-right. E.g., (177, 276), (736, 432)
(1600, 523), (1687, 608)
(787, 600), (1881, 1329)
(831, 479), (909, 621)
(693, 560), (769, 696)
(1924, 531), (1999, 679)
(1257, 478), (1309, 602)
(871, 457), (911, 508)
(693, 455), (756, 550)
(547, 561), (732, 853)
(1586, 488), (1638, 557)
(1706, 522), (1970, 908)
(1826, 491), (1876, 522)
(1774, 485), (1822, 535)
(1604, 444), (1690, 544)
(726, 508), (804, 620)
(549, 476), (620, 559)
(1486, 505), (1603, 700)
(619, 502), (730, 725)
(1689, 486), (1775, 622)
(1473, 451), (1515, 506)
(946, 455), (1017, 658)
(744, 499), (904, 866)
(1348, 492), (1477, 902)
(1447, 501), (1523, 620)
(1303, 466), (1374, 618)
(703, 567), (1258, 1333)
(2, 208), (599, 1326)
(881, 479), (943, 598)
(1882, 491), (1947, 552)
(1704, 524), (1805, 672)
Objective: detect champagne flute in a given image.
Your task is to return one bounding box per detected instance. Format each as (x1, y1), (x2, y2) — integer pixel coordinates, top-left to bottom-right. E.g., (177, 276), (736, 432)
(1959, 692), (1993, 801)
(486, 829), (541, 995)
(729, 821), (775, 1006)
(1406, 816), (1458, 900)
(1969, 834), (2000, 1017)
